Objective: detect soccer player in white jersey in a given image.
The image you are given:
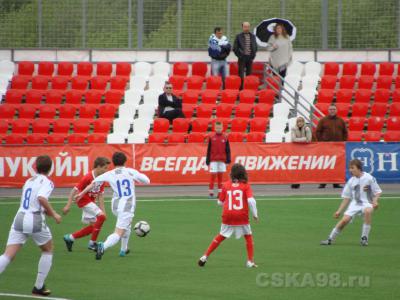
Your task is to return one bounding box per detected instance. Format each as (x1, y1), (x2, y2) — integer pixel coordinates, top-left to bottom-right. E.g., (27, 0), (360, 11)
(320, 159), (382, 246)
(0, 155), (62, 296)
(75, 152), (150, 260)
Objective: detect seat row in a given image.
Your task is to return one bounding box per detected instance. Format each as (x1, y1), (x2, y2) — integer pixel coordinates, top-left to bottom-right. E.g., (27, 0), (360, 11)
(147, 132), (266, 144)
(347, 131), (400, 142)
(347, 116), (400, 131)
(320, 75), (398, 90)
(315, 102), (400, 118)
(0, 133), (106, 145)
(316, 88), (400, 103)
(324, 62), (399, 77)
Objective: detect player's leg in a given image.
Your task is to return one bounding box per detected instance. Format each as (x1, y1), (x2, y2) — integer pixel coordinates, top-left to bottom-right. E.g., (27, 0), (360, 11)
(244, 234), (257, 268)
(89, 212), (107, 250)
(198, 224), (231, 266)
(0, 244), (22, 273)
(209, 163), (217, 198)
(216, 163), (226, 197)
(32, 239), (53, 296)
(120, 224), (131, 257)
(361, 207), (373, 246)
(321, 215), (352, 245)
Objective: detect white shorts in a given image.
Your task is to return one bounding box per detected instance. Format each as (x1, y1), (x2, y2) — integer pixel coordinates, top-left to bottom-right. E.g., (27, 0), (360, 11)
(7, 227), (52, 246)
(115, 211), (134, 230)
(81, 202), (103, 224)
(220, 224), (252, 239)
(344, 202), (373, 218)
(209, 162), (226, 173)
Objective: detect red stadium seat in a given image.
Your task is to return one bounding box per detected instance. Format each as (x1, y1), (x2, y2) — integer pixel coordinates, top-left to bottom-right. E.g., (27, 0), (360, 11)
(367, 117), (385, 131)
(235, 104), (253, 118)
(110, 76), (128, 90)
(96, 62), (112, 77)
(339, 75), (356, 89)
(65, 90), (84, 104)
(220, 89), (238, 104)
(320, 75), (337, 89)
(257, 89), (276, 104)
(4, 134), (25, 145)
(173, 62), (189, 76)
(370, 103), (388, 117)
(336, 103), (351, 117)
(18, 104), (37, 119)
(85, 90), (104, 104)
(26, 134), (46, 145)
(254, 104), (271, 118)
(342, 62), (358, 76)
(387, 116), (400, 131)
(71, 77), (89, 90)
(51, 76), (69, 90)
(172, 118), (190, 133)
(182, 104), (196, 118)
(182, 90), (200, 104)
(0, 105), (17, 118)
(11, 119), (30, 134)
(206, 76), (222, 90)
(67, 133), (86, 144)
(73, 119), (92, 133)
(224, 75), (241, 90)
(78, 105), (97, 119)
(25, 90), (44, 104)
(317, 89), (334, 103)
(361, 62), (376, 76)
(153, 118), (170, 133)
(395, 76), (400, 89)
(98, 105), (117, 119)
(44, 90), (63, 104)
(379, 62), (394, 76)
(243, 75), (259, 90)
(266, 76), (281, 90)
(230, 118), (248, 132)
(148, 133), (167, 143)
(93, 120), (111, 133)
(192, 62), (207, 77)
(229, 62), (238, 76)
(384, 131), (400, 141)
(389, 103), (400, 116)
(358, 76), (374, 89)
(11, 75), (30, 89)
(315, 103), (330, 115)
(348, 117), (365, 131)
(215, 104), (233, 118)
(47, 134), (65, 145)
(53, 119), (71, 134)
(18, 61), (34, 76)
(87, 134), (106, 144)
(364, 131), (381, 141)
(354, 89), (372, 103)
(31, 76), (49, 90)
(167, 133), (186, 143)
(351, 103), (369, 117)
(187, 76), (204, 90)
(200, 89), (219, 104)
(91, 76), (109, 91)
(191, 118), (210, 132)
(104, 90), (124, 105)
(324, 62), (339, 76)
(57, 62), (74, 77)
(239, 90), (256, 104)
(0, 119), (9, 134)
(228, 132), (245, 142)
(196, 104), (214, 118)
(38, 62), (54, 77)
(376, 76), (393, 90)
(246, 132), (265, 142)
(249, 118), (268, 132)
(187, 132), (205, 143)
(347, 131), (364, 141)
(32, 119), (52, 134)
(374, 89), (391, 103)
(392, 89), (400, 103)
(116, 62), (132, 78)
(336, 89), (353, 103)
(169, 75), (186, 90)
(77, 62), (93, 79)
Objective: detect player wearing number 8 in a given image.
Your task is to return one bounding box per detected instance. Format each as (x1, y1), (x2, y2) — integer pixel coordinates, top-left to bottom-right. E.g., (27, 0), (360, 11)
(198, 163), (259, 268)
(75, 152), (150, 260)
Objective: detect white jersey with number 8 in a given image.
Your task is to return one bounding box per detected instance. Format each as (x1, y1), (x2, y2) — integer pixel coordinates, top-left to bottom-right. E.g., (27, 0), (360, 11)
(341, 172), (382, 205)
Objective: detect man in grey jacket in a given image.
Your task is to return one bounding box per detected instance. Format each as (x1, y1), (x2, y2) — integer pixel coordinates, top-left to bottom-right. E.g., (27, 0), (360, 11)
(233, 22), (258, 89)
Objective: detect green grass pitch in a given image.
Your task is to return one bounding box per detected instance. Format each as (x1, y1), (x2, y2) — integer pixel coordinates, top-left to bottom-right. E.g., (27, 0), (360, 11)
(0, 195), (399, 300)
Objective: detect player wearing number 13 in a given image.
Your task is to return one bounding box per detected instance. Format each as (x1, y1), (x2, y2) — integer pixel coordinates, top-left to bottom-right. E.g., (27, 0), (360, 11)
(0, 155), (62, 296)
(198, 163), (259, 268)
(75, 152), (150, 260)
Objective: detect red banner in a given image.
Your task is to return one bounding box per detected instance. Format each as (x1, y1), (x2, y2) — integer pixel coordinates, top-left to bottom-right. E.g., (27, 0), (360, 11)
(134, 142), (346, 184)
(0, 144), (134, 187)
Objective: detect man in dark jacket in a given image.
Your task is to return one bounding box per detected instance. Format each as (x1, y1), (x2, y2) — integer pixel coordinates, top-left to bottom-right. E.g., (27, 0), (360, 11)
(158, 82), (185, 123)
(233, 22), (258, 89)
(316, 104), (348, 189)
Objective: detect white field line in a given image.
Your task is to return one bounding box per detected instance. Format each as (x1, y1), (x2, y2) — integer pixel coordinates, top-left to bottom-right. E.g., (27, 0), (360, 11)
(0, 292), (72, 300)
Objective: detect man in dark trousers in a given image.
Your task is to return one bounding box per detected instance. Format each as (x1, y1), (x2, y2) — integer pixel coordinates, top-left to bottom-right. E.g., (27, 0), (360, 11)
(233, 21), (258, 89)
(316, 104), (348, 189)
(158, 82), (185, 123)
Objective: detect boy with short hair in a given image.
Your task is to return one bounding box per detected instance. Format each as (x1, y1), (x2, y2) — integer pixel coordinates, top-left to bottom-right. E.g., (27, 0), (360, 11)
(320, 159), (382, 246)
(206, 121), (231, 198)
(198, 163), (258, 268)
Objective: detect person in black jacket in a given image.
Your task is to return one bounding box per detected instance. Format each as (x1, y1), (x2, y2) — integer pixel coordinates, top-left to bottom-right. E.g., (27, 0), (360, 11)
(158, 82), (185, 123)
(233, 22), (258, 89)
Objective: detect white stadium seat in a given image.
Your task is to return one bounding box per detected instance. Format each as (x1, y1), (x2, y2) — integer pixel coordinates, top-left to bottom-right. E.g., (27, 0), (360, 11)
(148, 75), (168, 91)
(143, 89), (161, 107)
(273, 102), (291, 118)
(113, 118), (132, 134)
(0, 60), (15, 77)
(269, 117), (288, 132)
(129, 76), (147, 94)
(124, 89), (142, 106)
(265, 131), (284, 143)
(152, 62), (170, 77)
(287, 61), (304, 77)
(118, 103), (137, 120)
(134, 62), (152, 79)
(305, 61), (322, 76)
(107, 133), (128, 144)
(127, 132), (148, 144)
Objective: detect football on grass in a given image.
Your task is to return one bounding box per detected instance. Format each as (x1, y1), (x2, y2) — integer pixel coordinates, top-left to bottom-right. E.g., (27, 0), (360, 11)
(134, 221), (150, 237)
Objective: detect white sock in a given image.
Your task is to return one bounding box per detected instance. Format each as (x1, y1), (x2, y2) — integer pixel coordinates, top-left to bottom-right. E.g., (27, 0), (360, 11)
(328, 228), (341, 240)
(69, 234), (75, 241)
(362, 224), (371, 238)
(35, 252), (53, 289)
(121, 228), (131, 252)
(0, 255), (11, 273)
(103, 233), (120, 251)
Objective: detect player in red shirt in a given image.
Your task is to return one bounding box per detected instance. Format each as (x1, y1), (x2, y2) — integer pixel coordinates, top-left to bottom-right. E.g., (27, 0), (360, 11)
(62, 157), (110, 252)
(198, 163), (259, 268)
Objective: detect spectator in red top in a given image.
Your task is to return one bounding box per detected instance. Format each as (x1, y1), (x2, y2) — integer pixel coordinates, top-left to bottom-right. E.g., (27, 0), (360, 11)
(206, 121), (231, 198)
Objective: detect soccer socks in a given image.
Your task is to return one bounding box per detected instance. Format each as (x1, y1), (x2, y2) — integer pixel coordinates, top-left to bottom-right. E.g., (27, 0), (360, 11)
(71, 225), (94, 240)
(121, 228), (131, 252)
(217, 173), (223, 194)
(0, 254), (11, 273)
(204, 234), (225, 257)
(209, 174), (217, 195)
(328, 227), (341, 241)
(244, 235), (254, 262)
(103, 233), (121, 251)
(362, 224), (371, 239)
(91, 214), (106, 242)
(35, 252), (53, 289)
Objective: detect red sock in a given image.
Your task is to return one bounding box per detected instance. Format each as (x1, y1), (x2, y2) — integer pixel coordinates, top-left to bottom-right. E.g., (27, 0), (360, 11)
(244, 234), (254, 262)
(217, 172), (223, 193)
(72, 225), (93, 239)
(209, 173), (217, 194)
(205, 234), (225, 256)
(90, 214), (106, 241)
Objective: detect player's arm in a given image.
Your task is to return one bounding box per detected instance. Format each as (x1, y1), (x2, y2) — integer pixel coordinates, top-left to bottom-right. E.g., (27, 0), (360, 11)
(334, 198), (350, 218)
(75, 182), (95, 201)
(133, 170), (150, 184)
(225, 140), (231, 164)
(206, 139), (211, 166)
(217, 187), (226, 206)
(39, 196), (61, 224)
(248, 197), (258, 222)
(370, 177), (382, 209)
(63, 187), (78, 215)
(371, 193), (381, 209)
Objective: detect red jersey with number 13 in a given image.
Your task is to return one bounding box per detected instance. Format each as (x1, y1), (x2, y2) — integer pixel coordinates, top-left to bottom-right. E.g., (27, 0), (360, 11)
(219, 181), (253, 225)
(75, 171), (105, 208)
